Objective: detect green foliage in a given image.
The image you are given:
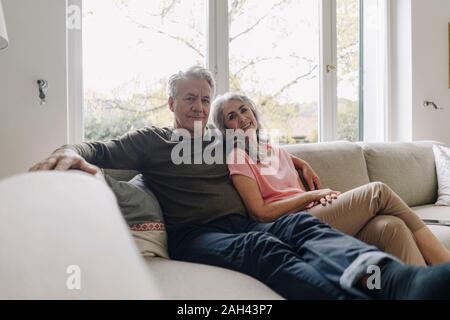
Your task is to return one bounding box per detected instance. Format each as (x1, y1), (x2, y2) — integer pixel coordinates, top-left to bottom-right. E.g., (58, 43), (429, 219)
(84, 90), (172, 141)
(337, 98), (359, 142)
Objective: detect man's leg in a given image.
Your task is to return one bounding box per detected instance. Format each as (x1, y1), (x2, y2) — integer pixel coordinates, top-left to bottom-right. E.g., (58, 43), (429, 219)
(252, 212), (450, 299)
(167, 215), (354, 300)
(251, 212), (400, 297)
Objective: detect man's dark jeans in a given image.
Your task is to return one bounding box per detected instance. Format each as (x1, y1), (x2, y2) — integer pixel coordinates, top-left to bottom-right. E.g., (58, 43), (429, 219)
(167, 212), (394, 299)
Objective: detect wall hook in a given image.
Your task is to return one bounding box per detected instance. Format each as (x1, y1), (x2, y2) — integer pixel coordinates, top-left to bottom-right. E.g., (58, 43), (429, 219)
(423, 100), (443, 110)
(37, 79), (48, 105)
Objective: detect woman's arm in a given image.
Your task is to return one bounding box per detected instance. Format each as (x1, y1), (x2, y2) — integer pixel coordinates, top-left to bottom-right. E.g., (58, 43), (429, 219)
(231, 174), (339, 222)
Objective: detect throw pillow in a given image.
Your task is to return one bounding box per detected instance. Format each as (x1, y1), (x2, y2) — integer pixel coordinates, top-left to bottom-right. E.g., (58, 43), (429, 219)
(433, 144), (450, 206)
(104, 174), (169, 258)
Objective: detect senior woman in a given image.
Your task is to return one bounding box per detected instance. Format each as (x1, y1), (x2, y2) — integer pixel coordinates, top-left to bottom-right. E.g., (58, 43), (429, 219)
(211, 92), (450, 266)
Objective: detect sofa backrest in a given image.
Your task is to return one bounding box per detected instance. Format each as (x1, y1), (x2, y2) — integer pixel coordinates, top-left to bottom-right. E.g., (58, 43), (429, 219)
(359, 141), (440, 207)
(283, 141), (370, 193)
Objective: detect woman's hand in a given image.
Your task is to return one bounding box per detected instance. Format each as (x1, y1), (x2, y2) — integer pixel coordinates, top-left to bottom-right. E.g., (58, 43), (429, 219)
(309, 189), (341, 206)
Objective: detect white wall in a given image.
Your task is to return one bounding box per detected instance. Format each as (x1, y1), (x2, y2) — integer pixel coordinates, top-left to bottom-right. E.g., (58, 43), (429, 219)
(0, 0), (68, 179)
(390, 0), (450, 144)
(411, 0), (450, 144)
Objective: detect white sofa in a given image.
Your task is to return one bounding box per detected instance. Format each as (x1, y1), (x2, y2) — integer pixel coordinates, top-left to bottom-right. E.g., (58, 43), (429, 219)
(1, 140), (449, 299)
(0, 171), (281, 299)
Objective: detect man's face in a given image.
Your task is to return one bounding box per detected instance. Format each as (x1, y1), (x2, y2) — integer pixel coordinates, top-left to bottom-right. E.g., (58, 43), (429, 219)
(168, 78), (212, 135)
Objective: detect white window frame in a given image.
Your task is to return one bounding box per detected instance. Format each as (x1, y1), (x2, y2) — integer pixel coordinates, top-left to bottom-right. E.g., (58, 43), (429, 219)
(207, 0), (229, 96)
(320, 0), (338, 142)
(67, 0), (84, 144)
(68, 0), (388, 143)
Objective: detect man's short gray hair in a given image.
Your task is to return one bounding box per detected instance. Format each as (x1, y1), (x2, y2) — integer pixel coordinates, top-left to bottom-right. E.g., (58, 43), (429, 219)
(167, 66), (216, 98)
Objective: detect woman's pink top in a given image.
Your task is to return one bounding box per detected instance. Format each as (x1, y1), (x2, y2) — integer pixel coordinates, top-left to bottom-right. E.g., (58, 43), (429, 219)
(227, 144), (314, 208)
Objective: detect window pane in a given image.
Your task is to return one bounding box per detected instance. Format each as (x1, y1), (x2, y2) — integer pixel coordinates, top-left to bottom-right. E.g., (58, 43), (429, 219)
(336, 0), (360, 141)
(83, 0), (206, 141)
(228, 0), (320, 144)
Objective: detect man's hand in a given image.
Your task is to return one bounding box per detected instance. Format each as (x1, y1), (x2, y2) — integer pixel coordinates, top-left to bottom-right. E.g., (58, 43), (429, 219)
(300, 162), (321, 191)
(291, 155), (321, 191)
(29, 149), (98, 174)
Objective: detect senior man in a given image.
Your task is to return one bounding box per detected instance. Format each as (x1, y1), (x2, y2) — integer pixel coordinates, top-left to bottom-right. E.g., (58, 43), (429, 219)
(30, 66), (450, 300)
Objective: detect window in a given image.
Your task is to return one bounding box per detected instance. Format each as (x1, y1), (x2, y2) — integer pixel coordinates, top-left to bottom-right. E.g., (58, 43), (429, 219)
(76, 0), (384, 143)
(361, 0), (389, 142)
(228, 0), (320, 144)
(83, 0), (206, 141)
(336, 0), (361, 141)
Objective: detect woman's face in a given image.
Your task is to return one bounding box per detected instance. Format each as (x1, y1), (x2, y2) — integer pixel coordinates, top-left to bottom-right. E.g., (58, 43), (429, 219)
(222, 99), (258, 131)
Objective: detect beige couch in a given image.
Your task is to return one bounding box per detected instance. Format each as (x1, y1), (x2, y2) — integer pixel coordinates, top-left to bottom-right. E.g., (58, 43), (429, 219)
(283, 140), (450, 249)
(0, 140), (448, 299)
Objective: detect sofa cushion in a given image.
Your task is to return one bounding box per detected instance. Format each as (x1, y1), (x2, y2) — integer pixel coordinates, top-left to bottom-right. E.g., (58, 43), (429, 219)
(103, 168), (139, 182)
(361, 141), (439, 207)
(104, 174), (168, 258)
(283, 141), (370, 192)
(104, 174), (164, 225)
(432, 144), (450, 205)
(411, 204), (450, 249)
(144, 257), (283, 300)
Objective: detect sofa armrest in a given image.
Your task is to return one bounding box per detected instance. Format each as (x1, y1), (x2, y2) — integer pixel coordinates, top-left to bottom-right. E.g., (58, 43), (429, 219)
(0, 171), (162, 299)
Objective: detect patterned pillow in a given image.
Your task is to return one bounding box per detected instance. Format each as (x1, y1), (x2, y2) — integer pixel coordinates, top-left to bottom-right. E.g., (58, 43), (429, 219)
(104, 174), (169, 258)
(433, 144), (450, 206)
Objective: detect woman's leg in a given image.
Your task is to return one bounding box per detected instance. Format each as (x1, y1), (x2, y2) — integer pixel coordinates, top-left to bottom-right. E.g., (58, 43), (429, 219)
(250, 212), (450, 300)
(308, 181), (450, 265)
(355, 215), (426, 266)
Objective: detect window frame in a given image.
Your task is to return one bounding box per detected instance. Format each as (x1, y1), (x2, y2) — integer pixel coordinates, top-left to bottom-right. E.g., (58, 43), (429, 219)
(320, 0), (338, 142)
(207, 0), (229, 95)
(67, 0), (84, 144)
(358, 0), (364, 141)
(69, 0), (385, 143)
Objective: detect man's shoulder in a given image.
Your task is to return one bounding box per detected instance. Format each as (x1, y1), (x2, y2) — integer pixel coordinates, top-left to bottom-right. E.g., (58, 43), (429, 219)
(134, 126), (174, 140)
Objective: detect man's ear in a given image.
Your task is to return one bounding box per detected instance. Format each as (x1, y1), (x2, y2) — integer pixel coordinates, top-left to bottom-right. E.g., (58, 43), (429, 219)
(168, 97), (175, 112)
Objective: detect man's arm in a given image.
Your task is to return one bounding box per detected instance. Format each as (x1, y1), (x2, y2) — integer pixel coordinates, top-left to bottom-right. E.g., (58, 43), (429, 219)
(29, 128), (154, 174)
(290, 155), (321, 191)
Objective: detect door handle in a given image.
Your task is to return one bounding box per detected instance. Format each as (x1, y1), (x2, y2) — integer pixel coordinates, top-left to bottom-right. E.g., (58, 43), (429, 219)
(326, 64), (336, 73)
